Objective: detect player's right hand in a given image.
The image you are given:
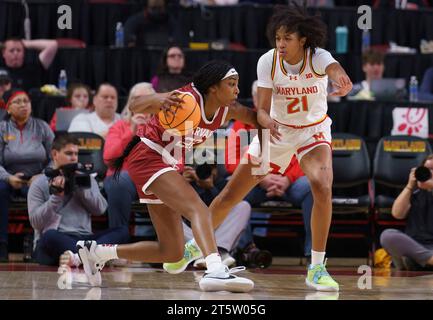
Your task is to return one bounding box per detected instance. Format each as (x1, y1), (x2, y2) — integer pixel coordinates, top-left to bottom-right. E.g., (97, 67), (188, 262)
(263, 119), (282, 143)
(158, 91), (184, 116)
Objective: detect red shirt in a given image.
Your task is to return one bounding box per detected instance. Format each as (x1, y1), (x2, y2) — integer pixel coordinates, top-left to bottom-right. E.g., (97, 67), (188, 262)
(103, 119), (134, 176)
(225, 119), (304, 183)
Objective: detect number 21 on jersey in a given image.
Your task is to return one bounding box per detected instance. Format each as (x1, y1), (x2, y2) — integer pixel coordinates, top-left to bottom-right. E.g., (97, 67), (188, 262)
(286, 95), (308, 114)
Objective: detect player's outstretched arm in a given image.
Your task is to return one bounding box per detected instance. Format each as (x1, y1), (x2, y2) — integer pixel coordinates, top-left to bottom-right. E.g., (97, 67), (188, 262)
(129, 91), (183, 115)
(326, 62), (353, 97)
(226, 101), (260, 128)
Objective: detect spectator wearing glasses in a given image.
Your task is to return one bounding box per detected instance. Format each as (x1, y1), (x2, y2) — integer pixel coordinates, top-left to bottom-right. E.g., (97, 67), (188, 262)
(150, 46), (192, 92)
(0, 88), (54, 261)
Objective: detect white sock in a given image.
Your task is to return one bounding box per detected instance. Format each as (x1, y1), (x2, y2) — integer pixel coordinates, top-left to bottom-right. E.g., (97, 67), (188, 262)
(205, 252), (223, 273)
(95, 244), (118, 261)
(311, 250), (325, 266)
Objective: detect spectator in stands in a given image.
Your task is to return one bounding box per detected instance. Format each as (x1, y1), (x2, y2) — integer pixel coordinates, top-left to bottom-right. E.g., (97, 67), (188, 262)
(151, 46), (192, 92)
(348, 49), (385, 100)
(373, 0), (430, 9)
(0, 69), (12, 110)
(27, 134), (130, 267)
(49, 83), (93, 132)
(104, 82), (154, 228)
(380, 154), (433, 271)
(226, 80), (313, 259)
(68, 83), (121, 138)
(165, 163), (251, 271)
(0, 88), (54, 262)
(0, 38), (58, 91)
(419, 67), (433, 101)
(123, 0), (170, 47)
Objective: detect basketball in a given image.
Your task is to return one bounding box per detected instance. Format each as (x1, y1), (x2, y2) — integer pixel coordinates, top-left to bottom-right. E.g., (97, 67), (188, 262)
(158, 92), (201, 136)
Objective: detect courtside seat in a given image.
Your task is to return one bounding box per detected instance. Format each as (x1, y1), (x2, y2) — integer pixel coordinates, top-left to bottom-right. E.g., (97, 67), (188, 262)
(329, 133), (373, 263)
(373, 135), (432, 219)
(331, 133), (372, 214)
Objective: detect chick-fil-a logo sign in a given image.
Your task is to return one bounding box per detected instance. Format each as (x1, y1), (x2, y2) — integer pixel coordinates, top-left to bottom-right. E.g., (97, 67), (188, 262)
(392, 107), (429, 138)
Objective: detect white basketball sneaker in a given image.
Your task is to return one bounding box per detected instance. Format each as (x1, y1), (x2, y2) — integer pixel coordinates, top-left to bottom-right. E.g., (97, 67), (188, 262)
(199, 266), (254, 293)
(76, 240), (106, 286)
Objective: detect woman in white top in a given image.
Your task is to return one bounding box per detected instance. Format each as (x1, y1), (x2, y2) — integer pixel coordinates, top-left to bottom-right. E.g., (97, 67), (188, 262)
(168, 4), (352, 293)
(214, 4), (352, 292)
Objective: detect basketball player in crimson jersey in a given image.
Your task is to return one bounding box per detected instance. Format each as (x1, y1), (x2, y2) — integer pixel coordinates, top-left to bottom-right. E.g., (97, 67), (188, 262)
(75, 60), (260, 293)
(166, 5), (353, 292)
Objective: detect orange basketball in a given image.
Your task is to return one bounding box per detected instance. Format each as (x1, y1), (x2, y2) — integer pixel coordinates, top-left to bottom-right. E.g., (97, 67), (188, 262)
(158, 92), (201, 136)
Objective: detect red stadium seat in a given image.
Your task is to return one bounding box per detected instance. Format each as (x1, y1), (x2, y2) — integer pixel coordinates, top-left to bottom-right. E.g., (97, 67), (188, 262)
(56, 38), (86, 49)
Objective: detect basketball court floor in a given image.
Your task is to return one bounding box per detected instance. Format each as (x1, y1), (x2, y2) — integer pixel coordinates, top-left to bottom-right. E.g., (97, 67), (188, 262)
(0, 257), (432, 300)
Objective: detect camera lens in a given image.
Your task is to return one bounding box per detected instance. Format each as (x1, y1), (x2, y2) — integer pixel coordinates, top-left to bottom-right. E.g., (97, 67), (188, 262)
(195, 164), (213, 180)
(415, 166), (432, 182)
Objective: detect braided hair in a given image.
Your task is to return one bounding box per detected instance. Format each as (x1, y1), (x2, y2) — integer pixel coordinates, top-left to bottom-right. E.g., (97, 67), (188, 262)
(111, 60), (234, 179)
(193, 60), (234, 96)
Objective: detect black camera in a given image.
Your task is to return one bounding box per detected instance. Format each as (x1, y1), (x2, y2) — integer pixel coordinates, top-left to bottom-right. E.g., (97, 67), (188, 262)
(45, 163), (93, 195)
(236, 244), (273, 269)
(195, 163), (214, 180)
(415, 166), (432, 182)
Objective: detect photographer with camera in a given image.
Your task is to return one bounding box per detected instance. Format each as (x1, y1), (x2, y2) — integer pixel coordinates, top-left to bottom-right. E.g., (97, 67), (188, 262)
(380, 155), (433, 271)
(27, 134), (129, 267)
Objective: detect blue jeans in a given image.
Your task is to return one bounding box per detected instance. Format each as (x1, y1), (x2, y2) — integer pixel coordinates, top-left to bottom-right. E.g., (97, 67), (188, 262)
(243, 176), (313, 256)
(34, 226), (130, 266)
(104, 171), (138, 228)
(0, 180), (29, 244)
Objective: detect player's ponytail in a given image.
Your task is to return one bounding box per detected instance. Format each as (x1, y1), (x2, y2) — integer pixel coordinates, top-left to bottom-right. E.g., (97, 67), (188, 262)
(111, 135), (141, 179)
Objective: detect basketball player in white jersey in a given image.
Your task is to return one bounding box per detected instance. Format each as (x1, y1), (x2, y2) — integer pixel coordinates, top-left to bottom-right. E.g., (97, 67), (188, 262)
(164, 4), (352, 293)
(250, 4), (352, 291)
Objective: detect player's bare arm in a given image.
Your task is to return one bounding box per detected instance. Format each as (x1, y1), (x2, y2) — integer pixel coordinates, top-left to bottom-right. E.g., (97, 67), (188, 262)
(326, 62), (353, 97)
(257, 87), (281, 141)
(226, 101), (260, 128)
(129, 91), (183, 115)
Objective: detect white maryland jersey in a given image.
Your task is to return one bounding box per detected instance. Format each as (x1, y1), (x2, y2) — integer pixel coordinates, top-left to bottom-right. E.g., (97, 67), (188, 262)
(257, 47), (337, 127)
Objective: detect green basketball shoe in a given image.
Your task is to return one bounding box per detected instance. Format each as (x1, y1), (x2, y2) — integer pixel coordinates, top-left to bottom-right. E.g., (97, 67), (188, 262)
(163, 239), (203, 274)
(306, 262), (339, 292)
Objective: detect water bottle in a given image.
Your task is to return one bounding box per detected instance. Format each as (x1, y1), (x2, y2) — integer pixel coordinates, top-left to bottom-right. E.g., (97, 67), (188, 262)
(335, 26), (348, 54)
(361, 29), (371, 53)
(409, 76), (419, 102)
(58, 69), (67, 95)
(115, 22), (124, 48)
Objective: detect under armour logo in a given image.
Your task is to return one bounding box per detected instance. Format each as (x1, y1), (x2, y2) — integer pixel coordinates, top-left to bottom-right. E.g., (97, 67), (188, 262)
(306, 73), (313, 79)
(313, 132), (325, 141)
(289, 75), (298, 81)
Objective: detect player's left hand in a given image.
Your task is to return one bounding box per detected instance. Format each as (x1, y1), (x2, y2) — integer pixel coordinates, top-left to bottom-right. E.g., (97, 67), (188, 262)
(329, 75), (353, 97)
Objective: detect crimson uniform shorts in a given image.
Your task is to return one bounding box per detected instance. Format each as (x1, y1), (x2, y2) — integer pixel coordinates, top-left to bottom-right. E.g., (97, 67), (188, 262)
(248, 116), (332, 174)
(127, 138), (181, 204)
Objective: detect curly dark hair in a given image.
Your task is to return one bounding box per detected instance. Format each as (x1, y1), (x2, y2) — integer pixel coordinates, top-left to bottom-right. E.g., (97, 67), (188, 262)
(266, 3), (327, 55)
